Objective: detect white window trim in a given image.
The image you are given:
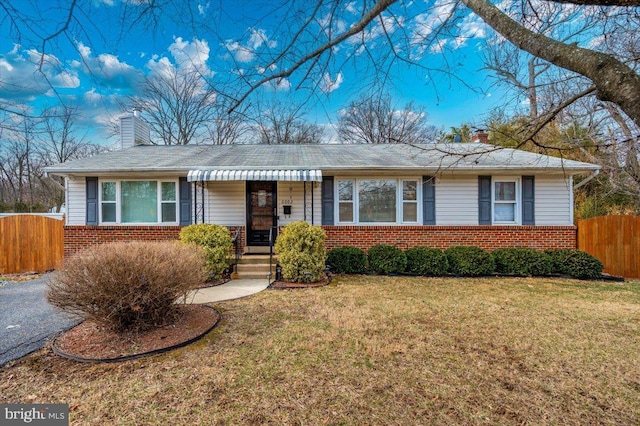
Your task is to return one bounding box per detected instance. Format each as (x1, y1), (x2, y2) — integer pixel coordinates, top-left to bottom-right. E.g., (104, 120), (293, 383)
(492, 177), (520, 225)
(335, 177), (422, 225)
(337, 179), (355, 224)
(98, 179), (180, 225)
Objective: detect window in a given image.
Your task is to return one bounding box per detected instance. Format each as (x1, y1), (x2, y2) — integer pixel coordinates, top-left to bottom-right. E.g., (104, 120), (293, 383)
(99, 180), (178, 224)
(336, 178), (420, 224)
(402, 180), (418, 222)
(338, 180), (354, 222)
(121, 181), (157, 223)
(493, 180), (518, 223)
(161, 182), (177, 222)
(359, 180), (397, 222)
(101, 182), (116, 223)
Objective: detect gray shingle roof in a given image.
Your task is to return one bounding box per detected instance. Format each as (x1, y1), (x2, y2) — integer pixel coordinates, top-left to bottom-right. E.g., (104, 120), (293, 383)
(45, 143), (600, 175)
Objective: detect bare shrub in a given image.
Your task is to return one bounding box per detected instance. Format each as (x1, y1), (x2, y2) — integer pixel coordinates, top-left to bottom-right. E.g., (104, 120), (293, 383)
(47, 241), (207, 332)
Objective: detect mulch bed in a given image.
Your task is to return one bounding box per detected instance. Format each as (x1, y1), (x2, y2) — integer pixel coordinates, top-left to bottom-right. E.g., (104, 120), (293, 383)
(269, 275), (332, 289)
(52, 304), (220, 362)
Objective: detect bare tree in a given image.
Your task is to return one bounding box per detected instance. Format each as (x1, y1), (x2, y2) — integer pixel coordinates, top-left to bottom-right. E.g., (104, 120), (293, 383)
(130, 70), (218, 145)
(4, 0), (640, 133)
(0, 106), (102, 212)
(208, 96), (251, 145)
(38, 106), (102, 211)
(252, 102), (325, 144)
(338, 94), (439, 144)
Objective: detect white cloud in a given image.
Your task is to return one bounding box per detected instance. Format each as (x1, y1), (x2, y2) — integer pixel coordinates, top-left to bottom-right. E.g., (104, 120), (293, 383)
(267, 78), (291, 92)
(224, 40), (256, 63)
(320, 72), (344, 93)
(345, 1), (357, 14)
(75, 41), (142, 89)
(223, 27), (276, 64)
(84, 87), (103, 104)
(458, 13), (487, 40)
(146, 56), (175, 79)
(0, 46), (80, 102)
(198, 2), (210, 16)
(429, 39), (448, 54)
(168, 37), (211, 73)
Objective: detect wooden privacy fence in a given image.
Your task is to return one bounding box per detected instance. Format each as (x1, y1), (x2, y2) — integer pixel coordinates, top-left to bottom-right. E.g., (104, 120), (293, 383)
(0, 214), (64, 274)
(577, 215), (640, 279)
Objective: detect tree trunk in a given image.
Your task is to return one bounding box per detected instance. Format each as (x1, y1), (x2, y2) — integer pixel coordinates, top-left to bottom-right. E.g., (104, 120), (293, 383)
(461, 0), (640, 128)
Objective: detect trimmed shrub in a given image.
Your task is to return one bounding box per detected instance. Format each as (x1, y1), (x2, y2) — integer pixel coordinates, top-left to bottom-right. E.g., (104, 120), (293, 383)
(545, 249), (603, 279)
(47, 241), (207, 332)
(544, 249), (576, 275)
(405, 247), (449, 276)
(368, 245), (407, 275)
(180, 224), (233, 279)
(275, 221), (327, 282)
(492, 247), (552, 277)
(445, 245), (494, 277)
(326, 246), (367, 274)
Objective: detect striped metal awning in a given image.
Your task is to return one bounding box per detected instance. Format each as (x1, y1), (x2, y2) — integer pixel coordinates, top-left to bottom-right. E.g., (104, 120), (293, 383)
(187, 169), (323, 182)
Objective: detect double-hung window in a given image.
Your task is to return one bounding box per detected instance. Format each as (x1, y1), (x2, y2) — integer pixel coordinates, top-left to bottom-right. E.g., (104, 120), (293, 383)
(336, 178), (420, 224)
(338, 180), (354, 222)
(101, 182), (117, 223)
(493, 179), (518, 223)
(402, 180), (418, 222)
(99, 180), (178, 224)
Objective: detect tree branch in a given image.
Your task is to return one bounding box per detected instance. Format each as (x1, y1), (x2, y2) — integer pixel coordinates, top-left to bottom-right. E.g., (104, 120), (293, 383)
(229, 0), (398, 113)
(461, 0), (640, 128)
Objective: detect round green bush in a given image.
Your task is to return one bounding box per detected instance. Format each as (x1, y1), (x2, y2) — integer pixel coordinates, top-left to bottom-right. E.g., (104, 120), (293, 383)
(179, 224), (233, 279)
(492, 247), (552, 276)
(47, 242), (207, 332)
(445, 245), (494, 277)
(326, 246), (367, 274)
(367, 244), (407, 275)
(405, 247), (449, 276)
(275, 221), (327, 282)
(545, 249), (603, 279)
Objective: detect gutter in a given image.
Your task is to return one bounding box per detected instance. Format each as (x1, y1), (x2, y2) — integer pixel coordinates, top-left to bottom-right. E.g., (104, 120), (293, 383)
(573, 169), (600, 190)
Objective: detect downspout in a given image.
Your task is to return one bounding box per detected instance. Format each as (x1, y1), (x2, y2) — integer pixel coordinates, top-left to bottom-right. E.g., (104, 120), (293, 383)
(573, 169), (600, 190)
(572, 169), (599, 226)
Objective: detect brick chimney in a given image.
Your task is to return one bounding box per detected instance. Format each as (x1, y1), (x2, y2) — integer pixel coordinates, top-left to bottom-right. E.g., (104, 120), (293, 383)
(119, 110), (151, 149)
(471, 130), (489, 144)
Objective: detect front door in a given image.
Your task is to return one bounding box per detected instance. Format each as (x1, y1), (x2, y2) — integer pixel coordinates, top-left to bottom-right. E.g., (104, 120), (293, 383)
(246, 181), (277, 246)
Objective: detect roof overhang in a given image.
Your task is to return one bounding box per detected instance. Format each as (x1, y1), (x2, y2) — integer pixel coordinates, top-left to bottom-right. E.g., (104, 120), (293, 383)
(187, 169), (323, 182)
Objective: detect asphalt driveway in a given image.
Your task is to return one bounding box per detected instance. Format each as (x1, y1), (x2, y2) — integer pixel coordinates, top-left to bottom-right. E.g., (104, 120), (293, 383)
(0, 275), (80, 367)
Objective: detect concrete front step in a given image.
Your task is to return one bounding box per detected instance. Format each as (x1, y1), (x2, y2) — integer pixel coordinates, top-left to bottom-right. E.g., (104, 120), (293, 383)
(236, 264), (276, 274)
(233, 272), (273, 280)
(238, 254), (277, 265)
(234, 256), (277, 280)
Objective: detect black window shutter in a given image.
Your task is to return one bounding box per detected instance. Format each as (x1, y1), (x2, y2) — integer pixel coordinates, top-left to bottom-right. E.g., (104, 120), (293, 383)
(321, 176), (334, 225)
(478, 176), (492, 225)
(522, 176), (535, 225)
(86, 177), (98, 225)
(179, 177), (192, 226)
(422, 176), (436, 225)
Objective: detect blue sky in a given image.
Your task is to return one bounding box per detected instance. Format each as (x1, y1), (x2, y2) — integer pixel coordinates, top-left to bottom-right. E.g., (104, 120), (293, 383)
(0, 0), (511, 144)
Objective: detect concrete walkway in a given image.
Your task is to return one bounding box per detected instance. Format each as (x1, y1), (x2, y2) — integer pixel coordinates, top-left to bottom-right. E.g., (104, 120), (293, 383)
(187, 279), (270, 304)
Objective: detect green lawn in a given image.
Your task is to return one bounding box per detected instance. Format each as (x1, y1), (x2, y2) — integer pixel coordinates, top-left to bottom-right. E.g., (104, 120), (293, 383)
(2, 276), (639, 425)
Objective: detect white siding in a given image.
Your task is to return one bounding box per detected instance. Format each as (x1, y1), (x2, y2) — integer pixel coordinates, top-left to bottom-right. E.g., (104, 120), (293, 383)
(535, 175), (572, 225)
(66, 177), (86, 225)
(277, 181), (322, 226)
(205, 181), (245, 226)
(435, 175), (478, 225)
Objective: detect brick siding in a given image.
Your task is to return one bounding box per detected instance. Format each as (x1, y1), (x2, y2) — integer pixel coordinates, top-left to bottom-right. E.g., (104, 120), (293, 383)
(322, 225), (576, 251)
(64, 225), (245, 258)
(65, 224), (575, 258)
